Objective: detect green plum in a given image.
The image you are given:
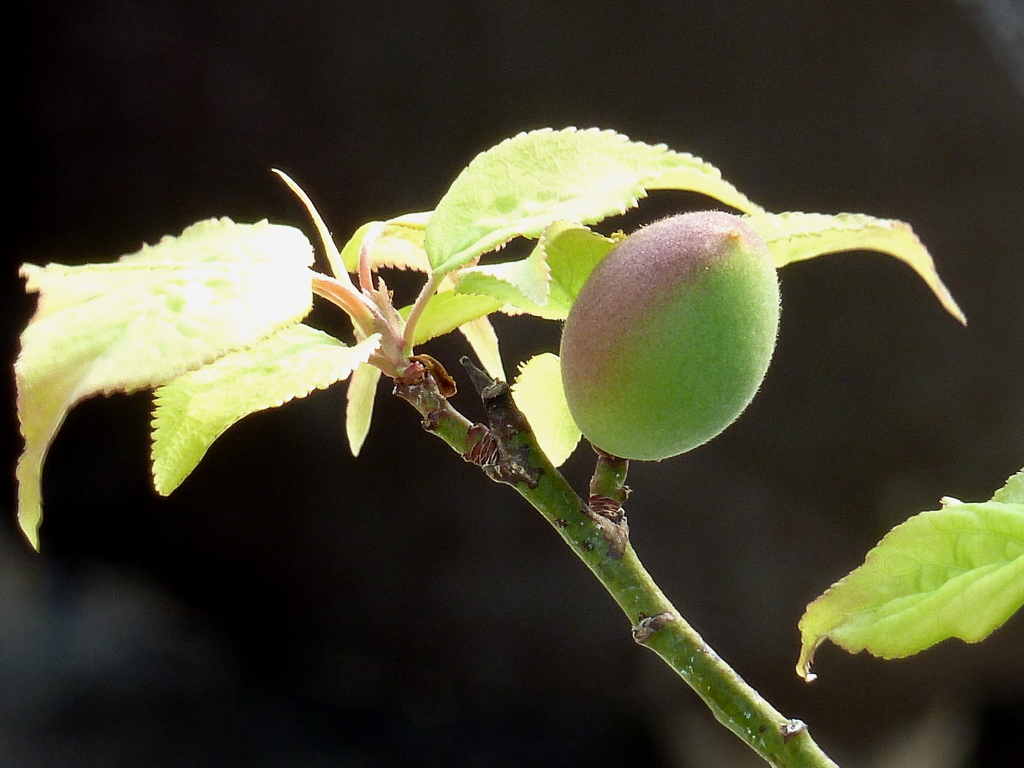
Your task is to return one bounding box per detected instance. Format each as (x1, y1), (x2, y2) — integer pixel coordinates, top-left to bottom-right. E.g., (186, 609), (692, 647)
(559, 211), (780, 460)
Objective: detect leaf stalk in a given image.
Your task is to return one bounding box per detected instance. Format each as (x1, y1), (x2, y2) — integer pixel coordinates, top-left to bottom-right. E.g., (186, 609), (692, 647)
(311, 272), (409, 374)
(402, 272), (442, 352)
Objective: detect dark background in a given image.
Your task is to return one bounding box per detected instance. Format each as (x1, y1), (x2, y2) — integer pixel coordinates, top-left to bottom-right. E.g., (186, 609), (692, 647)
(4, 1), (1023, 766)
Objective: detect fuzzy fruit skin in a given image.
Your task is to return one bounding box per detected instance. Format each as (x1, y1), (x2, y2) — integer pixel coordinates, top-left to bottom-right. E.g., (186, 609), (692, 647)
(559, 211), (780, 460)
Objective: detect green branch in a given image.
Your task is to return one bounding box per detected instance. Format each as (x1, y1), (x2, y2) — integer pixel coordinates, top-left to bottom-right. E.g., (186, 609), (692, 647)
(394, 358), (840, 768)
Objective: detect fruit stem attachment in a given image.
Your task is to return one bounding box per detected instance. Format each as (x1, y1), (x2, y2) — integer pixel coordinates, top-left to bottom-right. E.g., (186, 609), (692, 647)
(589, 448), (630, 518)
(393, 360), (839, 768)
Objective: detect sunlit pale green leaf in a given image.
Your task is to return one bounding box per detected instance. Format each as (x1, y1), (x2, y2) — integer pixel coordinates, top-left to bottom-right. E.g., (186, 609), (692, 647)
(400, 291), (504, 346)
(797, 478), (1024, 681)
(457, 315), (506, 382)
(152, 324), (380, 494)
(511, 353), (582, 467)
(747, 211), (966, 324)
(338, 213), (432, 274)
(457, 238), (551, 307)
(15, 218), (315, 548)
(425, 127), (762, 276)
(455, 221), (619, 320)
(993, 468), (1024, 504)
(539, 223), (621, 317)
(346, 362), (382, 456)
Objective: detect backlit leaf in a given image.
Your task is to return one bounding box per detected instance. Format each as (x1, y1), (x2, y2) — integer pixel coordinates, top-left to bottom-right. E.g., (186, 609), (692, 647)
(15, 218), (315, 548)
(456, 221), (618, 320)
(797, 471), (1024, 681)
(747, 211), (966, 324)
(400, 291), (504, 347)
(425, 127), (762, 276)
(993, 468), (1024, 504)
(346, 362), (383, 457)
(152, 324), (380, 494)
(539, 223), (620, 317)
(456, 238), (552, 307)
(511, 353), (582, 467)
(338, 213), (432, 274)
(458, 315), (506, 382)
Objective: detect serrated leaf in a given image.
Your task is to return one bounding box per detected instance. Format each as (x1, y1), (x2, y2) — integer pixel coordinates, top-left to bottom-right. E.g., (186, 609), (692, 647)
(15, 218), (315, 548)
(540, 223), (621, 316)
(511, 353), (582, 467)
(338, 213), (432, 274)
(152, 324), (380, 494)
(458, 315), (506, 382)
(400, 290), (504, 347)
(346, 362), (382, 456)
(797, 494), (1024, 681)
(425, 127), (762, 276)
(456, 221), (618, 320)
(747, 211), (966, 324)
(457, 238), (552, 307)
(993, 468), (1024, 504)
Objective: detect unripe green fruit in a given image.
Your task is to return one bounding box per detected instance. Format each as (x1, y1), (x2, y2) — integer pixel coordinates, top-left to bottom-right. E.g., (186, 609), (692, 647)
(559, 211), (780, 460)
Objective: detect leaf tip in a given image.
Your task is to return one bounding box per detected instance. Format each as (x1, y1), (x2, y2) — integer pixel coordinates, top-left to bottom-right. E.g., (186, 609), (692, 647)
(15, 474), (43, 551)
(795, 642), (820, 682)
(19, 516), (41, 552)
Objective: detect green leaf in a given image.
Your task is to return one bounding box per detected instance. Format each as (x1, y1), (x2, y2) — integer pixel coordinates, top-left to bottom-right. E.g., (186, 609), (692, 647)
(15, 217), (315, 548)
(424, 127), (762, 276)
(338, 212), (432, 274)
(746, 211), (966, 325)
(539, 223), (620, 317)
(456, 238), (552, 307)
(400, 290), (504, 347)
(152, 324), (381, 494)
(993, 468), (1024, 504)
(511, 353), (582, 467)
(797, 475), (1024, 681)
(457, 315), (506, 382)
(346, 362), (382, 457)
(456, 221), (618, 320)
